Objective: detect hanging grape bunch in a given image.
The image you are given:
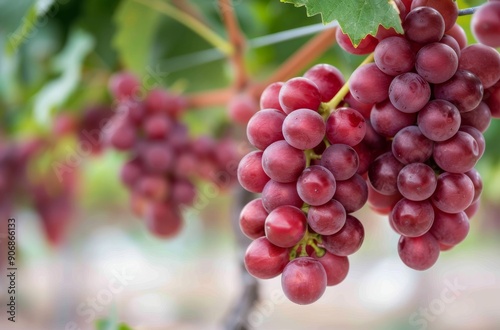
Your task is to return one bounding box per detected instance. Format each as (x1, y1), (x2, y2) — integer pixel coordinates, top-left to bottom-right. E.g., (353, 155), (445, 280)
(237, 0), (500, 305)
(107, 73), (241, 238)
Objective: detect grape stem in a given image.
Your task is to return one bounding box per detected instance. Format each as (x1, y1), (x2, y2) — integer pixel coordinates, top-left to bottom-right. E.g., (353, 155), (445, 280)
(324, 52), (375, 111)
(458, 6), (481, 16)
(133, 0), (234, 55)
(219, 0), (249, 90)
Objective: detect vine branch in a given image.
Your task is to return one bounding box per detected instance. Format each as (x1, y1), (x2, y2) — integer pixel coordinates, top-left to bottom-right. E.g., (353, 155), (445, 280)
(219, 0), (249, 91)
(133, 0), (234, 55)
(249, 26), (338, 98)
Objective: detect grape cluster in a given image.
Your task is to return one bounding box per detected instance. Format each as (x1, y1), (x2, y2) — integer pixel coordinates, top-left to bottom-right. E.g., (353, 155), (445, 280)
(238, 0), (500, 304)
(238, 64), (369, 305)
(344, 0), (500, 271)
(0, 137), (76, 246)
(107, 72), (240, 238)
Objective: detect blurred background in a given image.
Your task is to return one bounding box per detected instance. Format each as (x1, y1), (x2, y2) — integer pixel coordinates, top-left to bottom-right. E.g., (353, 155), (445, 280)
(1, 0), (500, 329)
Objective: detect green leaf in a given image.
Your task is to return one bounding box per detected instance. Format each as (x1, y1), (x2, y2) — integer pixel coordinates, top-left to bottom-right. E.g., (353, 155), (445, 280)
(112, 0), (161, 75)
(280, 0), (403, 46)
(33, 29), (94, 124)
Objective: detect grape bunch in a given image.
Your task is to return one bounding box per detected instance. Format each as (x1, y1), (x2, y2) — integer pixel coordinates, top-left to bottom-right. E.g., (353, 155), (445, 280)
(343, 0), (500, 271)
(238, 64), (369, 305)
(0, 136), (76, 246)
(107, 72), (241, 238)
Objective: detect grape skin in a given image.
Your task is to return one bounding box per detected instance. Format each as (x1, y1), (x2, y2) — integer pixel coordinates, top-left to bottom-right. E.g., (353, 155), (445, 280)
(307, 200), (346, 235)
(279, 77), (321, 114)
(265, 205), (307, 248)
(321, 215), (365, 256)
(244, 237), (290, 279)
(471, 2), (500, 47)
(239, 198), (268, 239)
(262, 140), (306, 183)
(283, 109), (326, 150)
(296, 165), (336, 206)
(246, 109), (286, 150)
(281, 257), (327, 305)
(398, 233), (440, 271)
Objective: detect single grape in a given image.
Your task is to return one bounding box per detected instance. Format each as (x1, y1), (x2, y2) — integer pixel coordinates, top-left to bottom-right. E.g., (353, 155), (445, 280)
(108, 72), (140, 101)
(332, 174), (368, 213)
(321, 215), (364, 256)
(228, 93), (259, 124)
(368, 152), (405, 195)
(433, 131), (480, 173)
(265, 205), (307, 248)
(141, 143), (174, 173)
(262, 140), (306, 183)
(471, 2), (500, 47)
(320, 144), (359, 181)
(260, 82), (284, 112)
(431, 172), (475, 213)
(440, 34), (461, 57)
(171, 179), (196, 206)
(244, 237), (290, 279)
(392, 126), (434, 164)
(465, 168), (483, 204)
(368, 181), (402, 215)
(135, 175), (169, 201)
(239, 198), (268, 239)
(433, 70), (484, 113)
(325, 107), (366, 146)
(390, 198), (435, 237)
(283, 109), (326, 150)
(308, 199), (346, 236)
(410, 0), (458, 31)
(303, 64), (345, 102)
(145, 202), (183, 238)
(349, 63), (392, 104)
(447, 24), (468, 49)
(296, 165), (336, 206)
(370, 99), (417, 137)
(415, 43), (458, 84)
(397, 163), (437, 201)
(403, 7), (445, 44)
(336, 29), (378, 55)
(398, 233), (440, 270)
(313, 252), (349, 286)
(143, 113), (173, 140)
(374, 36), (415, 76)
(429, 209), (470, 246)
(460, 102), (492, 133)
(120, 158), (143, 188)
(281, 257), (327, 305)
(458, 126), (486, 158)
(279, 77), (321, 114)
(389, 72), (431, 113)
(246, 109), (286, 150)
(237, 151), (270, 193)
(458, 44), (500, 88)
(261, 180), (303, 212)
(417, 99), (461, 142)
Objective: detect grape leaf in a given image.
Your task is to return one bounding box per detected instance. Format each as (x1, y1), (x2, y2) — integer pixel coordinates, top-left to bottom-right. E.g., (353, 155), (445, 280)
(113, 0), (161, 75)
(280, 0), (403, 46)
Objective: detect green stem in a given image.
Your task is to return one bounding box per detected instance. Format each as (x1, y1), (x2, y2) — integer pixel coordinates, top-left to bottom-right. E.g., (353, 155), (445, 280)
(324, 52), (375, 111)
(133, 0), (234, 56)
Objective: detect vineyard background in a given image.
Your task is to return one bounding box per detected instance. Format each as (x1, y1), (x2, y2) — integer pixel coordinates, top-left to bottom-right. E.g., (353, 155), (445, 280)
(1, 0), (500, 329)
